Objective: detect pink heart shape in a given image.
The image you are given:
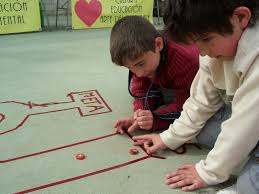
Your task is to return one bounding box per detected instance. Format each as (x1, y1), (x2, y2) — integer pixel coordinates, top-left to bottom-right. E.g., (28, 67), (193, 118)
(75, 0), (102, 27)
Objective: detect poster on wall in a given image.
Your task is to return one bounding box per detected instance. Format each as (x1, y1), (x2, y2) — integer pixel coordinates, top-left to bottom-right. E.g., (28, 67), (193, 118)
(0, 0), (41, 34)
(71, 0), (154, 29)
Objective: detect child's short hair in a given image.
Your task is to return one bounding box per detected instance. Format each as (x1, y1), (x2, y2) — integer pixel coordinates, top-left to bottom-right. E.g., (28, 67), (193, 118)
(163, 0), (259, 43)
(110, 16), (160, 66)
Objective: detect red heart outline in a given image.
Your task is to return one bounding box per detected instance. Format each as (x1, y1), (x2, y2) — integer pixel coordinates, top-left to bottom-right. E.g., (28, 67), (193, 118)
(75, 0), (102, 27)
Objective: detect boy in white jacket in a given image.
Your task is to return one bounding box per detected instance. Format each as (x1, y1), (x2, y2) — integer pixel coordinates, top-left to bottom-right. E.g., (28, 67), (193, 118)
(133, 0), (259, 193)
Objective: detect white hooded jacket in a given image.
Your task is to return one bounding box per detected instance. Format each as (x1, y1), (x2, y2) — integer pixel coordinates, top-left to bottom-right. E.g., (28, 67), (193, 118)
(160, 21), (259, 185)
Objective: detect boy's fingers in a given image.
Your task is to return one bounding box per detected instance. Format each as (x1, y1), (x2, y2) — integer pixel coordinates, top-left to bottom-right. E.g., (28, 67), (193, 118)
(143, 141), (153, 151)
(136, 116), (152, 122)
(115, 127), (124, 134)
(134, 109), (142, 118)
(140, 110), (151, 116)
(127, 121), (138, 133)
(133, 140), (145, 146)
(136, 109), (142, 112)
(132, 134), (154, 141)
(138, 120), (152, 127)
(138, 110), (152, 118)
(133, 112), (138, 120)
(165, 171), (178, 179)
(114, 121), (120, 128)
(148, 143), (161, 153)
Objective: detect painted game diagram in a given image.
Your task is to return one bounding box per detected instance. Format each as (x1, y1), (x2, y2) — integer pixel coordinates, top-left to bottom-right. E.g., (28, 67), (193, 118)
(0, 90), (166, 194)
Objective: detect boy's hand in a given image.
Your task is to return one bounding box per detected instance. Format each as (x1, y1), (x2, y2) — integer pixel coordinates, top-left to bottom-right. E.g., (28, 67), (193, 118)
(132, 134), (167, 154)
(134, 109), (153, 130)
(165, 164), (207, 191)
(114, 117), (139, 134)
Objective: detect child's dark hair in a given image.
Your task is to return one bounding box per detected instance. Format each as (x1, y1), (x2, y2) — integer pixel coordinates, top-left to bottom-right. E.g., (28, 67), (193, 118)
(110, 16), (160, 66)
(163, 0), (259, 43)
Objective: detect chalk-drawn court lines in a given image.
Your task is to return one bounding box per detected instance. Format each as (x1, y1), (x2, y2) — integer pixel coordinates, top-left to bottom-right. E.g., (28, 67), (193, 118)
(0, 90), (165, 194)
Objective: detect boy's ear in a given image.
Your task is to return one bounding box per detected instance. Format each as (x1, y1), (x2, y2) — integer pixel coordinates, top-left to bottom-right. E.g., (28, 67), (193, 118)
(155, 37), (164, 51)
(232, 6), (251, 29)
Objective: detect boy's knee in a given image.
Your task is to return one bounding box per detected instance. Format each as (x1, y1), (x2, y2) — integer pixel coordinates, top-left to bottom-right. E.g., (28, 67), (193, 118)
(236, 158), (259, 194)
(196, 106), (230, 148)
(237, 175), (259, 194)
(196, 133), (215, 149)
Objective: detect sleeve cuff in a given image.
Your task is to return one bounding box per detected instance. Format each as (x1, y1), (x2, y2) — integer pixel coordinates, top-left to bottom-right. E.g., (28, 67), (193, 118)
(195, 160), (228, 185)
(159, 128), (183, 150)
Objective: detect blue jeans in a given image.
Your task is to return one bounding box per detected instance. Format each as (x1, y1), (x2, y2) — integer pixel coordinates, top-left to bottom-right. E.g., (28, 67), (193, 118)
(237, 145), (259, 194)
(196, 105), (259, 194)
